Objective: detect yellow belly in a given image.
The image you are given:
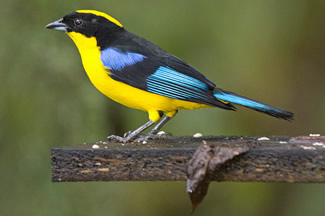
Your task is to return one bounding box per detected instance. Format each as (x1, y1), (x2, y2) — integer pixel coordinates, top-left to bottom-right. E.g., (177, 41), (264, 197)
(67, 32), (209, 122)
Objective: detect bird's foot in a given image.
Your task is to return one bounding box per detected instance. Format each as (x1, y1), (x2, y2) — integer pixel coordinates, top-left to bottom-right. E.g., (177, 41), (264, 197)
(107, 135), (130, 143)
(134, 131), (173, 142)
(107, 131), (172, 143)
(107, 131), (144, 143)
(122, 131), (133, 138)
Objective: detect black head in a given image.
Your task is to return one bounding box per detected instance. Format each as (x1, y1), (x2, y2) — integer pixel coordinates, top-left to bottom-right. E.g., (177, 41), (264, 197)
(46, 10), (124, 38)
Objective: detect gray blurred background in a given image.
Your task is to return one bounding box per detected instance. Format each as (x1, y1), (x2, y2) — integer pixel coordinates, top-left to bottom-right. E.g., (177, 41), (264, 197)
(1, 0), (325, 215)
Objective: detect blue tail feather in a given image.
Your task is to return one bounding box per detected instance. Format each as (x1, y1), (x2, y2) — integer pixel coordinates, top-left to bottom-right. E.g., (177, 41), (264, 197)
(213, 89), (294, 120)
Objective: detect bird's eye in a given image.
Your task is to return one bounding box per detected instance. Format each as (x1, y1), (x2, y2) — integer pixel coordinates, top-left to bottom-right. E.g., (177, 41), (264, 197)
(74, 18), (83, 26)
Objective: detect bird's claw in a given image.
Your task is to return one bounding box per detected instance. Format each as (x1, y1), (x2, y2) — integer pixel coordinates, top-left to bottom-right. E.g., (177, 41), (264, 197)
(107, 131), (173, 143)
(107, 135), (129, 143)
(156, 131), (173, 138)
(123, 131), (132, 137)
(134, 132), (173, 142)
(107, 133), (147, 143)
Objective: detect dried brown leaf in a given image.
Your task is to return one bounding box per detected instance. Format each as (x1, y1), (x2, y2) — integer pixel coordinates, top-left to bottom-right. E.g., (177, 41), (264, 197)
(186, 141), (248, 212)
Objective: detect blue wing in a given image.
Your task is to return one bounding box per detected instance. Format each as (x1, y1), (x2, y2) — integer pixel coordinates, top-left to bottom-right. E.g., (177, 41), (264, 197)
(100, 47), (233, 109)
(100, 48), (147, 70)
(146, 66), (210, 100)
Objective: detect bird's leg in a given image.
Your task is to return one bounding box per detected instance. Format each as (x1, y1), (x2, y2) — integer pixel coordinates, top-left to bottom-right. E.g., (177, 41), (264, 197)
(107, 120), (155, 143)
(135, 115), (174, 142)
(147, 115), (171, 136)
(148, 110), (177, 136)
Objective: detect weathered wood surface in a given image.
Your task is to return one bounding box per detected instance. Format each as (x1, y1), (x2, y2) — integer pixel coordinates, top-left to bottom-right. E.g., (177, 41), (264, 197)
(51, 136), (325, 183)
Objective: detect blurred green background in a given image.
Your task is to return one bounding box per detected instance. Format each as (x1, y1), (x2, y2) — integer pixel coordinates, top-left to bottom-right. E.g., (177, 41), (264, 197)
(1, 0), (325, 215)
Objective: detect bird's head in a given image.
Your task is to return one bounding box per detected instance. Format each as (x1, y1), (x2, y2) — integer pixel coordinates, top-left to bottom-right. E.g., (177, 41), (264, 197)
(46, 10), (124, 48)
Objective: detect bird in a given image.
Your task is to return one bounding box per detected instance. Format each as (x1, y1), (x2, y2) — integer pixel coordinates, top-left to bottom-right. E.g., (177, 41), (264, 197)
(46, 10), (294, 142)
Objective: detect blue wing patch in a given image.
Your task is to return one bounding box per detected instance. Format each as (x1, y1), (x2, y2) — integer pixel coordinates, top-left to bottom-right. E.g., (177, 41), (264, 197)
(214, 93), (268, 110)
(147, 66), (210, 100)
(100, 48), (147, 71)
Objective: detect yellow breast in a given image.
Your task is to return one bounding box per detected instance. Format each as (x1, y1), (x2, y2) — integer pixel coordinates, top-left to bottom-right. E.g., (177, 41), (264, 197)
(67, 32), (210, 121)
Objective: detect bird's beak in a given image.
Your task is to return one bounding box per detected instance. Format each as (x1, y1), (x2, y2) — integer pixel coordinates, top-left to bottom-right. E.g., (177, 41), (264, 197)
(45, 18), (68, 32)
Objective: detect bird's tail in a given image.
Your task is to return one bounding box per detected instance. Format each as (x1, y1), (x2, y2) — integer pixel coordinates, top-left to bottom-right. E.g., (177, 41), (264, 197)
(213, 88), (294, 120)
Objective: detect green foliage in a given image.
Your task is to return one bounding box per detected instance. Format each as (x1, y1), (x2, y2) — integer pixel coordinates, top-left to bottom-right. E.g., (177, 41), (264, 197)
(1, 0), (325, 215)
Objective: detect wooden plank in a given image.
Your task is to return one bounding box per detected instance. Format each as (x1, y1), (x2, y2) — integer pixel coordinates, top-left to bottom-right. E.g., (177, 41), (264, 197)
(51, 136), (325, 183)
